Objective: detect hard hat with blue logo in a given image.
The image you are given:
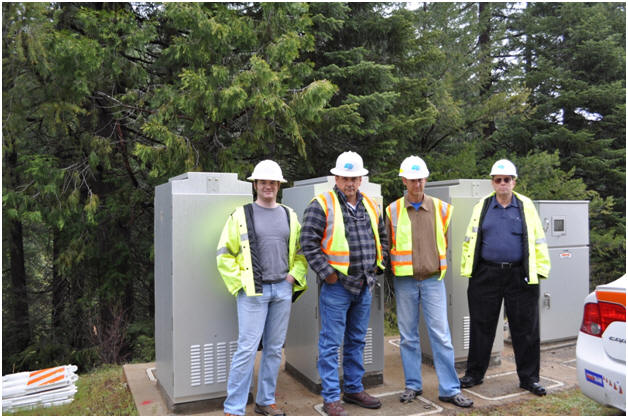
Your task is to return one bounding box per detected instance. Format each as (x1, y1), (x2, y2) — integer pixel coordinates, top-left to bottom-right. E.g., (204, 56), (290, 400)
(330, 151), (369, 177)
(399, 155), (429, 179)
(490, 159), (517, 178)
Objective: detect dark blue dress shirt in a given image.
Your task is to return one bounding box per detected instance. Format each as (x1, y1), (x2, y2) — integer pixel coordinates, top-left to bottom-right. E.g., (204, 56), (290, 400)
(480, 195), (524, 263)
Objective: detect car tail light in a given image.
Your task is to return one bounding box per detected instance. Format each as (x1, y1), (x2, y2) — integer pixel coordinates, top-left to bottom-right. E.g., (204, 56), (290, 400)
(599, 301), (626, 330)
(580, 301), (625, 337)
(581, 302), (602, 336)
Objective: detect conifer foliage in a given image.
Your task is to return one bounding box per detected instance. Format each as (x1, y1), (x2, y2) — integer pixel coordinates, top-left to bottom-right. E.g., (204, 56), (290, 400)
(3, 2), (625, 371)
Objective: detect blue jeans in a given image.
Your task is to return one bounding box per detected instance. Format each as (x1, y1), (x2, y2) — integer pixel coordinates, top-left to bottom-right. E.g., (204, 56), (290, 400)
(317, 281), (372, 403)
(394, 276), (460, 397)
(223, 280), (293, 415)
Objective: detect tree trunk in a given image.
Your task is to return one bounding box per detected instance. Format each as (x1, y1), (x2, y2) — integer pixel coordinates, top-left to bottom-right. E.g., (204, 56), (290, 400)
(7, 218), (31, 351)
(69, 273), (85, 349)
(4, 142), (31, 352)
(51, 230), (66, 343)
(478, 2), (496, 138)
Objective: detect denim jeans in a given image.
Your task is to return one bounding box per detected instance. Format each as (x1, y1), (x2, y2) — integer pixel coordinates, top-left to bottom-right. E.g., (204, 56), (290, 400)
(394, 275), (460, 397)
(223, 280), (293, 415)
(317, 280), (372, 403)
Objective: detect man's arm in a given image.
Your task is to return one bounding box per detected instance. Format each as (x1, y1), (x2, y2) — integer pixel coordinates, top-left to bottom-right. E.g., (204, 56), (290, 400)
(531, 207), (551, 278)
(216, 212), (243, 296)
(300, 200), (336, 282)
(288, 213), (308, 286)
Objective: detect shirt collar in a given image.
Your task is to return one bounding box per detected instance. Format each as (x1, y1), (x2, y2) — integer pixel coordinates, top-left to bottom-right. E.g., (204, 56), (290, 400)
(490, 194), (518, 208)
(404, 194), (431, 211)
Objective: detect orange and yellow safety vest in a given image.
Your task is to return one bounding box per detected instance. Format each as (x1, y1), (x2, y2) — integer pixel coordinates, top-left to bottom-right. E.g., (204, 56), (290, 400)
(314, 190), (385, 275)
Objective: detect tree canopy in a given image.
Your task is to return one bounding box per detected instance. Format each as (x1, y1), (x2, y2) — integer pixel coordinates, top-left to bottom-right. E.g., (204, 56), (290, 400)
(3, 2), (625, 372)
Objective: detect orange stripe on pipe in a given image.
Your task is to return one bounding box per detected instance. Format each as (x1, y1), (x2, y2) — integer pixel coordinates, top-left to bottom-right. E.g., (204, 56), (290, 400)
(39, 374), (65, 386)
(29, 367), (58, 377)
(28, 369), (61, 385)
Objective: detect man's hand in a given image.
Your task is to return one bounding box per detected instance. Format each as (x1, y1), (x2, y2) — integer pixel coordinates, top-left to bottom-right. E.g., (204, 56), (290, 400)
(286, 274), (296, 284)
(325, 272), (338, 284)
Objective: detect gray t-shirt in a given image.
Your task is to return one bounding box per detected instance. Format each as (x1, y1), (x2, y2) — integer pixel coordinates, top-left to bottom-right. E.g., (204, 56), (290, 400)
(252, 203), (290, 283)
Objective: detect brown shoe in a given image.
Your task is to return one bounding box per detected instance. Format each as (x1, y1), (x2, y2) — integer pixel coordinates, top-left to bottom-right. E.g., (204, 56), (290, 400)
(322, 401), (348, 416)
(342, 391), (382, 409)
(254, 403), (285, 416)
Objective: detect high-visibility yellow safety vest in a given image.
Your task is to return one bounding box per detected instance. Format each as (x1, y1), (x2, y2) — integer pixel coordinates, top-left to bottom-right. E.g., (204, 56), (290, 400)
(314, 190), (385, 275)
(386, 196), (453, 279)
(460, 191), (550, 284)
(216, 204), (308, 299)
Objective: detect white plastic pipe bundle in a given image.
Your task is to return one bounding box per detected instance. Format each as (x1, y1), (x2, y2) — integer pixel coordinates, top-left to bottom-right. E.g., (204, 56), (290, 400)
(2, 365), (79, 413)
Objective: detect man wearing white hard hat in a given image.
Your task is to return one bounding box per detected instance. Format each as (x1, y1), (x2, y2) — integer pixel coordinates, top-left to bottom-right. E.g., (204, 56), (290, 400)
(300, 151), (388, 416)
(459, 159), (550, 397)
(217, 160), (308, 416)
(386, 156), (473, 408)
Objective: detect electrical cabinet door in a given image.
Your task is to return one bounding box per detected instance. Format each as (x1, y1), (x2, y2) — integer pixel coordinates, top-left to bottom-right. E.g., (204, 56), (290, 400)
(155, 173), (252, 406)
(535, 201), (589, 247)
(539, 247), (590, 342)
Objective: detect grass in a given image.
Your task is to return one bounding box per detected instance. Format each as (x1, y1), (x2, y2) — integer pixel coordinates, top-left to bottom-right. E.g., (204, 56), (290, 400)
(5, 365), (138, 416)
(4, 365), (624, 416)
(459, 388), (624, 416)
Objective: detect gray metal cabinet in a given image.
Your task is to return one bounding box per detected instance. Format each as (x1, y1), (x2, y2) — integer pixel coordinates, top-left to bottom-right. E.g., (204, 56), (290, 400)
(534, 200), (590, 343)
(282, 176), (385, 393)
(154, 172), (252, 408)
(421, 180), (504, 367)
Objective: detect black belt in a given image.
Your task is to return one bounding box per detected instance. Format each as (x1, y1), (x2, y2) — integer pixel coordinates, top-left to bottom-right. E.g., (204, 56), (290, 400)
(481, 259), (522, 269)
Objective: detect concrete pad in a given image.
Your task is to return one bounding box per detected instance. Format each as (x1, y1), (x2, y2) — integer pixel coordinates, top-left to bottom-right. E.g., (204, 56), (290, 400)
(462, 372), (564, 401)
(313, 391), (443, 416)
(124, 337), (580, 416)
(561, 359), (577, 370)
(123, 362), (172, 416)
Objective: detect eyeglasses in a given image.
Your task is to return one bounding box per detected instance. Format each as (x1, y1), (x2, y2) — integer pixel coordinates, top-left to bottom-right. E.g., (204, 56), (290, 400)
(493, 177), (512, 184)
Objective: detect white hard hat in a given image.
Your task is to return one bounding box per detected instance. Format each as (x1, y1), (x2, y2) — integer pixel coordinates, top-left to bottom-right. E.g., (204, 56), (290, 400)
(330, 151), (368, 177)
(247, 160), (287, 182)
(490, 159), (517, 178)
(399, 155), (429, 179)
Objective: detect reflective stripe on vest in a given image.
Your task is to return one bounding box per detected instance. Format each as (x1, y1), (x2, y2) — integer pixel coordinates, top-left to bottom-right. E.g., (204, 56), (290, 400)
(315, 191), (383, 275)
(387, 198), (413, 269)
(317, 192), (350, 268)
(437, 198), (453, 246)
(361, 193), (384, 270)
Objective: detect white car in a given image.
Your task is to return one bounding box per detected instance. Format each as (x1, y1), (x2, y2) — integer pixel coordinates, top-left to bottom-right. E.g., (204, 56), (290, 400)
(576, 274), (626, 411)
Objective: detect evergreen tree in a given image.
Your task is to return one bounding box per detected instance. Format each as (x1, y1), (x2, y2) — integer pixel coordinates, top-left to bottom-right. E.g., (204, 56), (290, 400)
(496, 2), (626, 286)
(2, 2), (624, 371)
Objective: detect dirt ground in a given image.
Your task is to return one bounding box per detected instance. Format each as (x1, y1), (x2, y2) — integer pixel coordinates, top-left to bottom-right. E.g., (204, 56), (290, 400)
(124, 336), (585, 416)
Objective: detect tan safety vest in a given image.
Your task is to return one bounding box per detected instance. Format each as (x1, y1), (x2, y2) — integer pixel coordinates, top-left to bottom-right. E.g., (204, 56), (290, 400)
(386, 196), (453, 279)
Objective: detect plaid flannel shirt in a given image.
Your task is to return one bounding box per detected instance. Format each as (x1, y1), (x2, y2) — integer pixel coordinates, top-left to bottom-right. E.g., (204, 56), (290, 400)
(300, 185), (389, 295)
